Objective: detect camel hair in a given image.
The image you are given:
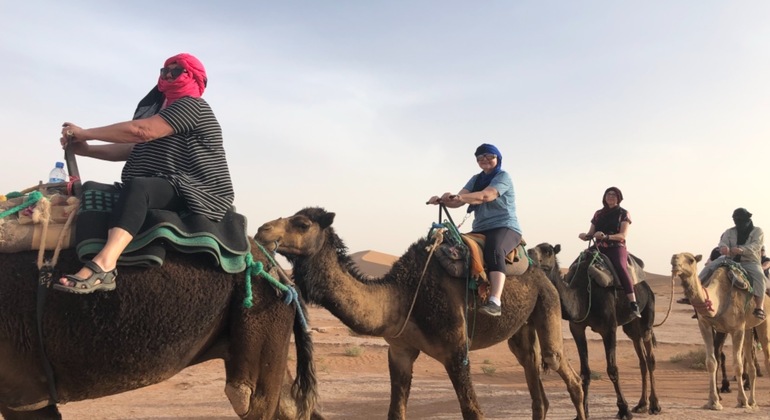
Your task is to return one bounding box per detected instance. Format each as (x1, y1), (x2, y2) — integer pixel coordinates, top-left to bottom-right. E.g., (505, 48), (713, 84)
(0, 237), (319, 420)
(528, 242), (659, 419)
(256, 207), (586, 420)
(670, 252), (770, 411)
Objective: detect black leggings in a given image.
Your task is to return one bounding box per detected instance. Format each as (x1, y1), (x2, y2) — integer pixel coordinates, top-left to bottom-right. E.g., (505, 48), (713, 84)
(478, 227), (522, 272)
(109, 177), (186, 236)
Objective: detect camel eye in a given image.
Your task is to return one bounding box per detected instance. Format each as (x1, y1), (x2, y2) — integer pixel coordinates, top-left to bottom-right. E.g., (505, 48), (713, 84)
(291, 218), (312, 231)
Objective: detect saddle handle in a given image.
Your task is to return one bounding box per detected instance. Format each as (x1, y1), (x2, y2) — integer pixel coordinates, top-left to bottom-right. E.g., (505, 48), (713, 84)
(64, 142), (82, 197)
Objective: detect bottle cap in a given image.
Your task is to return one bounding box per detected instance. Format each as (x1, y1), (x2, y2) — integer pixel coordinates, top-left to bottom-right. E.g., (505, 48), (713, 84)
(55, 162), (64, 168)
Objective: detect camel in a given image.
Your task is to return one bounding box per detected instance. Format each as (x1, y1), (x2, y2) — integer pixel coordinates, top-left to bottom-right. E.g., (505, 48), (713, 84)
(670, 252), (770, 411)
(255, 207), (586, 420)
(0, 237), (318, 420)
(528, 242), (659, 419)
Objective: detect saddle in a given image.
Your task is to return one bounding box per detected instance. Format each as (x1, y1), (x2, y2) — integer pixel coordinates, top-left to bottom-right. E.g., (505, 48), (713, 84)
(434, 231), (529, 281)
(703, 260), (751, 291)
(566, 248), (645, 288)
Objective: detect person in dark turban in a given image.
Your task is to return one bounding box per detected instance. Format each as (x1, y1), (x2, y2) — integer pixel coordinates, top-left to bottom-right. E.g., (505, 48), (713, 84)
(698, 208), (766, 319)
(578, 186), (642, 318)
(55, 53), (234, 294)
(427, 143), (523, 317)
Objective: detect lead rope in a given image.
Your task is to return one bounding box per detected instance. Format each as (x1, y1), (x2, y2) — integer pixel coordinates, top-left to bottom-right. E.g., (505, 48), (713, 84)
(246, 243), (309, 331)
(33, 197), (78, 405)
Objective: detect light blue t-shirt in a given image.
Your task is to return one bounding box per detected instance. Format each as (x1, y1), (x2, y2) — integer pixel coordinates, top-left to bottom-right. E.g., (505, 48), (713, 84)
(463, 170), (522, 234)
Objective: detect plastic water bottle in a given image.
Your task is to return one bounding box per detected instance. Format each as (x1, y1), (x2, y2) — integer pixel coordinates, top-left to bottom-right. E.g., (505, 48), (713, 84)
(48, 162), (67, 183)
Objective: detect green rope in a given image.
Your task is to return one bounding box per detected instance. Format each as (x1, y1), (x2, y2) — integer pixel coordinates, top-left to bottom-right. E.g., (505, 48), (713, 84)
(0, 191), (43, 220)
(243, 248), (309, 331)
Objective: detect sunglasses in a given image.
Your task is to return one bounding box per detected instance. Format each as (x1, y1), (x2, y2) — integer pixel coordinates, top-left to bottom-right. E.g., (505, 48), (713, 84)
(159, 67), (187, 79)
(476, 153), (497, 161)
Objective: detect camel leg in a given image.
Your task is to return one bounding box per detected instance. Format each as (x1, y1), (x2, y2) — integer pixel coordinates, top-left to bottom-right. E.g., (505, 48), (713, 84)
(386, 343), (421, 420)
(442, 348), (484, 420)
(641, 329), (660, 414)
(757, 321), (770, 385)
(730, 329), (749, 408)
(569, 322), (592, 419)
(0, 405), (61, 420)
(742, 329), (758, 408)
(623, 321), (652, 414)
(529, 317), (585, 420)
(508, 325), (548, 420)
(698, 321), (722, 410)
(600, 328), (631, 420)
(713, 332), (730, 394)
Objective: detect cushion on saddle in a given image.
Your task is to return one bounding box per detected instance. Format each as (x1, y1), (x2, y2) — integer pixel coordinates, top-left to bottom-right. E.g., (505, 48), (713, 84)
(460, 233), (529, 281)
(75, 181), (249, 273)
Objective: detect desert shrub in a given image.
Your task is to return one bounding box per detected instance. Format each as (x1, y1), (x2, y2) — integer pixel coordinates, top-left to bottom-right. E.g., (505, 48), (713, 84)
(671, 349), (707, 371)
(345, 346), (363, 357)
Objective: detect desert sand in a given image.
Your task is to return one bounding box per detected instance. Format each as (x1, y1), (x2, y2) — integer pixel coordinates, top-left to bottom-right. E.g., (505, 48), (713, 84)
(56, 253), (770, 419)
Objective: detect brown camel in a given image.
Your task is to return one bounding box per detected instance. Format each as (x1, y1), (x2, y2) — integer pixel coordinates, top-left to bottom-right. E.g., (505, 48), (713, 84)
(670, 252), (770, 411)
(0, 237), (318, 420)
(528, 242), (659, 419)
(256, 207), (585, 420)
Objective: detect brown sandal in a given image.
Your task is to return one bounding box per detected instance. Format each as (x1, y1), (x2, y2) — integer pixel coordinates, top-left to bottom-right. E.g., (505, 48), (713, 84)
(53, 261), (117, 294)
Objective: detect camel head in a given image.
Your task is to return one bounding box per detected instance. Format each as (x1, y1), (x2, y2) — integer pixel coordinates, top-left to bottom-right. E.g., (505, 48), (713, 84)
(256, 207), (338, 260)
(528, 243), (561, 273)
(670, 252), (702, 280)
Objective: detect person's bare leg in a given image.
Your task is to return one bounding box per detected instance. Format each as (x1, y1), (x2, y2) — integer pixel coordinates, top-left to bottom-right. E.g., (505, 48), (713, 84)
(60, 227), (133, 285)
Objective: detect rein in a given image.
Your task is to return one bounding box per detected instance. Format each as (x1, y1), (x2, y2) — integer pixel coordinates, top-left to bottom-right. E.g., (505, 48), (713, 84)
(569, 243), (603, 323)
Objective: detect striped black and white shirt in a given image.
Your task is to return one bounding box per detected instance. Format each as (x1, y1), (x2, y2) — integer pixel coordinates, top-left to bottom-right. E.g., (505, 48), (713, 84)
(121, 97), (234, 222)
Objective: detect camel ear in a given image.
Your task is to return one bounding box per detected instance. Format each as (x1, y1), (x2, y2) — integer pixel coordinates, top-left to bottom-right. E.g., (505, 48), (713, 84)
(319, 212), (335, 229)
(553, 244), (561, 254)
(695, 254), (702, 262)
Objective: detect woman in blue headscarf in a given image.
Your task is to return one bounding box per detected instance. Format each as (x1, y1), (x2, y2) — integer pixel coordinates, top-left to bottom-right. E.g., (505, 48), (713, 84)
(427, 143), (522, 316)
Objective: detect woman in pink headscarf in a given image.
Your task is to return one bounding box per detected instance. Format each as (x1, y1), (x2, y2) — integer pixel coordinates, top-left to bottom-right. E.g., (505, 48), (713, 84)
(55, 53), (234, 294)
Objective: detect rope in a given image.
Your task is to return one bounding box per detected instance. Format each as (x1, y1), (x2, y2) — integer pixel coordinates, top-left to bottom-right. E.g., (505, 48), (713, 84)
(653, 274), (676, 327)
(424, 204), (475, 364)
(0, 191), (43, 219)
(245, 250), (309, 332)
(392, 228), (443, 338)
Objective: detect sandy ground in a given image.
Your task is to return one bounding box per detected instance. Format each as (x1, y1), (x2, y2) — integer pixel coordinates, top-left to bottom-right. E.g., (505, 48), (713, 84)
(56, 272), (770, 420)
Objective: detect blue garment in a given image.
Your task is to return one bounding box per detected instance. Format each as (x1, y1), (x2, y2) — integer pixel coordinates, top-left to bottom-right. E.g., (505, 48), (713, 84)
(463, 170), (522, 234)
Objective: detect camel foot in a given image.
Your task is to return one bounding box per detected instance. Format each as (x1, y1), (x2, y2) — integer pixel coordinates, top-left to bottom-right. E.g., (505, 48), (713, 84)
(631, 402), (647, 413)
(648, 400), (662, 415)
(703, 401), (723, 411)
(720, 382), (731, 393)
(616, 408), (632, 420)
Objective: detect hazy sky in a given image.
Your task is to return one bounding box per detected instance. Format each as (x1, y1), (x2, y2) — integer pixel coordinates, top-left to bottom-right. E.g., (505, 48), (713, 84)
(1, 1), (768, 275)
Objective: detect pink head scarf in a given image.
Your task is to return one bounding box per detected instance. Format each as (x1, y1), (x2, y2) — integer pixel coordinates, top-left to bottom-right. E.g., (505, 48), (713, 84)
(157, 53), (207, 107)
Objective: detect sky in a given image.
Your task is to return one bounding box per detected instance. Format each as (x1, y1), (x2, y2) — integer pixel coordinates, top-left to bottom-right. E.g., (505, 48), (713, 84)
(1, 1), (769, 275)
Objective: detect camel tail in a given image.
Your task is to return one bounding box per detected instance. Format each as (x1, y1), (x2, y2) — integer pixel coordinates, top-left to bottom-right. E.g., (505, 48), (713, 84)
(291, 301), (318, 420)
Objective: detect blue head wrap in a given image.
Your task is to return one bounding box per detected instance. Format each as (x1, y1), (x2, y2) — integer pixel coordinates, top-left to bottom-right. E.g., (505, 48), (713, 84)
(468, 143), (503, 213)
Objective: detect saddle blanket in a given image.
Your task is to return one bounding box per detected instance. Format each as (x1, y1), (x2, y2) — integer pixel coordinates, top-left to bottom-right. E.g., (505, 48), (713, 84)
(76, 181), (249, 273)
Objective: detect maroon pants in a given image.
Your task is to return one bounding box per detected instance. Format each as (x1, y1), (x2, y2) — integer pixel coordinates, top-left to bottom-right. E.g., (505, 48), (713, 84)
(599, 245), (634, 295)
